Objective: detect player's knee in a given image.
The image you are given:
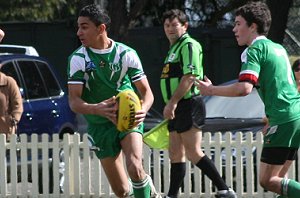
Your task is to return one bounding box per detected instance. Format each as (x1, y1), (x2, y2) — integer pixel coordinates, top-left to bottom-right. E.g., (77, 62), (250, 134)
(185, 148), (204, 163)
(186, 153), (195, 162)
(114, 188), (129, 198)
(259, 174), (269, 188)
(259, 177), (276, 191)
(112, 183), (130, 198)
(259, 179), (268, 189)
(169, 149), (185, 162)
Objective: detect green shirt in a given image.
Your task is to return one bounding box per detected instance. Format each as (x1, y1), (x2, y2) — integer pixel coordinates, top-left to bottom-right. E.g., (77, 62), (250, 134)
(67, 40), (145, 124)
(239, 36), (300, 126)
(160, 33), (203, 103)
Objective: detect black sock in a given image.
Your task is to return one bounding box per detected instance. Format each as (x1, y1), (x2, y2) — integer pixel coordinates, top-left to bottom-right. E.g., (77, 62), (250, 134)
(195, 155), (228, 191)
(167, 162), (186, 197)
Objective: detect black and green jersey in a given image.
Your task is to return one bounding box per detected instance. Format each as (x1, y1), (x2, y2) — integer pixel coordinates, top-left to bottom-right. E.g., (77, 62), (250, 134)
(67, 39), (145, 125)
(160, 33), (203, 103)
(238, 36), (300, 126)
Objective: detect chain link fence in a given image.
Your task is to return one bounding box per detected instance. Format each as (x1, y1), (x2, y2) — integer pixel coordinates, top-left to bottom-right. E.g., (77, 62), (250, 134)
(284, 0), (300, 57)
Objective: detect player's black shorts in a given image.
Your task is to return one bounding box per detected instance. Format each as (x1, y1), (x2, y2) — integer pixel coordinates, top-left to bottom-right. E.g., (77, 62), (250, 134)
(168, 95), (206, 133)
(260, 147), (298, 165)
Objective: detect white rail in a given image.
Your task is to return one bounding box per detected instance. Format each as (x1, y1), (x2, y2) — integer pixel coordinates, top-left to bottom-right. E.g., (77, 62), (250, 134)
(0, 132), (297, 197)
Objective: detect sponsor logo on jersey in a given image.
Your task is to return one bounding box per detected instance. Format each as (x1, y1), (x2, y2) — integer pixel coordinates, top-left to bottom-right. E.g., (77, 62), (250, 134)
(188, 64), (195, 71)
(86, 61), (96, 72)
(168, 53), (176, 62)
(161, 64), (169, 78)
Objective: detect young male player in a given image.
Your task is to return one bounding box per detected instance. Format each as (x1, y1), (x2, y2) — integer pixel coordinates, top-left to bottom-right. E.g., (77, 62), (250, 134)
(196, 2), (300, 198)
(67, 4), (160, 198)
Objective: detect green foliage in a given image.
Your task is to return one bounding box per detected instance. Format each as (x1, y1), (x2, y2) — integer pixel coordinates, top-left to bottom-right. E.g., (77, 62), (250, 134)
(0, 0), (81, 22)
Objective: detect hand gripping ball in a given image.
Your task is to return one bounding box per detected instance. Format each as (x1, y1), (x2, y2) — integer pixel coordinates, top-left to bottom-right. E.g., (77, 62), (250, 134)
(116, 89), (142, 132)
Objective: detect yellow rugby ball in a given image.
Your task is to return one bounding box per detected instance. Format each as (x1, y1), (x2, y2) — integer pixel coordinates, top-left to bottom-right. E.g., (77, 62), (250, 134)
(116, 89), (142, 132)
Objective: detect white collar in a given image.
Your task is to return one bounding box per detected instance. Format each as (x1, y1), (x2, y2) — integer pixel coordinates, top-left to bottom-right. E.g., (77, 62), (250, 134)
(251, 36), (267, 45)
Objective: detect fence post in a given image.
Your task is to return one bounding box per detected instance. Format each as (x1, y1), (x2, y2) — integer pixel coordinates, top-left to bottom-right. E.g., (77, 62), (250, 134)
(62, 133), (73, 196)
(52, 134), (61, 196)
(235, 132), (243, 196)
(30, 134), (39, 196)
(82, 134), (91, 196)
(0, 135), (7, 195)
(72, 134), (81, 196)
(68, 134), (75, 195)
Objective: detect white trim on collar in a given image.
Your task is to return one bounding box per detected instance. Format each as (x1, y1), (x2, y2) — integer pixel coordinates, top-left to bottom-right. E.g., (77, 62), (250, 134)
(251, 36), (267, 45)
(90, 39), (115, 54)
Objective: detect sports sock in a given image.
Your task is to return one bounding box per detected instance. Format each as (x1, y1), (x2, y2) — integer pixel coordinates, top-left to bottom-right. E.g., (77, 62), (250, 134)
(281, 178), (300, 198)
(128, 179), (134, 196)
(195, 155), (228, 190)
(131, 175), (151, 198)
(167, 162), (186, 197)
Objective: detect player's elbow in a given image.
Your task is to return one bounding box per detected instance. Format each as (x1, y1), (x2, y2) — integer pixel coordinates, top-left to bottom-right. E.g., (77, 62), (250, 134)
(238, 91), (249, 96)
(236, 88), (251, 96)
(68, 97), (79, 113)
(235, 82), (253, 96)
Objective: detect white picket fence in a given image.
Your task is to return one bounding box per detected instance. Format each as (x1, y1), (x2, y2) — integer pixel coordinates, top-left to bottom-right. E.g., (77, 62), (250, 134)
(0, 132), (298, 197)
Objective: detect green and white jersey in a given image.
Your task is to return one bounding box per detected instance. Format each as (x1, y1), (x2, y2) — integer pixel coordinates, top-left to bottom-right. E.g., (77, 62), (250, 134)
(67, 39), (145, 124)
(238, 36), (300, 126)
(160, 33), (203, 103)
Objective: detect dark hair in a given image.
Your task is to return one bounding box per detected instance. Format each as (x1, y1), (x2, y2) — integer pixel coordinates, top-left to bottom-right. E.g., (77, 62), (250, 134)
(292, 59), (300, 71)
(162, 9), (188, 25)
(79, 4), (111, 30)
(235, 1), (271, 35)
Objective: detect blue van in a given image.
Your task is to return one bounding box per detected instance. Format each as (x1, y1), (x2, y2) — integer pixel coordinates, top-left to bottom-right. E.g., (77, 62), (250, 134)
(0, 46), (78, 193)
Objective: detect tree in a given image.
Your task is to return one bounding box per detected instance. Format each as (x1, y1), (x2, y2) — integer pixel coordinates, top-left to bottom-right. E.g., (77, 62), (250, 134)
(0, 0), (293, 44)
(0, 0), (66, 21)
(267, 0), (293, 44)
(106, 0), (187, 40)
(107, 0), (149, 41)
(0, 0), (95, 22)
(106, 0), (293, 44)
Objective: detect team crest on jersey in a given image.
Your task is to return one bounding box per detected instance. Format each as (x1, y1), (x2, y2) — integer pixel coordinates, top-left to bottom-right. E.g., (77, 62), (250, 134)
(109, 63), (121, 80)
(168, 53), (176, 62)
(109, 63), (121, 72)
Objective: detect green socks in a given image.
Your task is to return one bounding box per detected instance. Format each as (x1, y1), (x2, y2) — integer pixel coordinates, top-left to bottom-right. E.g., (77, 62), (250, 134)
(281, 178), (300, 198)
(132, 175), (151, 198)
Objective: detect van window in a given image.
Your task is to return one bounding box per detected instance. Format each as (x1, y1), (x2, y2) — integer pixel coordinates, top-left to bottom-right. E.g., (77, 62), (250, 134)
(18, 60), (47, 99)
(36, 61), (61, 96)
(1, 61), (21, 87)
(1, 62), (25, 98)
